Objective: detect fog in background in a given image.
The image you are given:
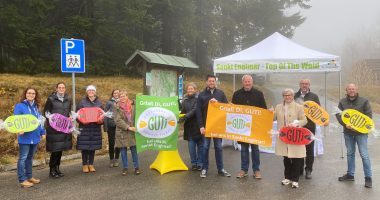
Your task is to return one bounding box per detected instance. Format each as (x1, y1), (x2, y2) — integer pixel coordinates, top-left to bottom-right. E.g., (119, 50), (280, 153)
(293, 0), (380, 55)
(276, 0), (380, 88)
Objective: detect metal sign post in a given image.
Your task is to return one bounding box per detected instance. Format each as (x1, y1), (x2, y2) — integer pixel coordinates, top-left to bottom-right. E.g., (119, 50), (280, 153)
(72, 73), (76, 111)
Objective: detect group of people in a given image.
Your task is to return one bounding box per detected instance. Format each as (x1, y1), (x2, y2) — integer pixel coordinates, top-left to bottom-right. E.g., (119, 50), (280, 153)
(181, 75), (373, 189)
(14, 74), (373, 190)
(16, 83), (139, 188)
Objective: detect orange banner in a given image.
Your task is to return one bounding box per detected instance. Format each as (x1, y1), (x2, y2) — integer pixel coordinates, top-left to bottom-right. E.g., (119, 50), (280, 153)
(205, 102), (274, 147)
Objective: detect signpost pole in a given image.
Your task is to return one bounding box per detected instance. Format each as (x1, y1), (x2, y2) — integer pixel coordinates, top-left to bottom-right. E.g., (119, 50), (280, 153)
(72, 72), (76, 112)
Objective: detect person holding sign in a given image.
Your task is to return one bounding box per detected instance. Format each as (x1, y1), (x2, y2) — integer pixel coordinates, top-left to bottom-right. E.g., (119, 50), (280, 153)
(335, 83), (372, 188)
(196, 75), (231, 178)
(294, 79), (322, 179)
(232, 75), (267, 179)
(274, 88), (307, 188)
(180, 82), (203, 171)
(104, 89), (120, 168)
(43, 82), (72, 178)
(76, 85), (104, 173)
(113, 90), (140, 176)
(15, 87), (46, 188)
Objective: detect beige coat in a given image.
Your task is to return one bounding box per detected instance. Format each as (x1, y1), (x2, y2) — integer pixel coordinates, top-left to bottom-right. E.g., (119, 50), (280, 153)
(274, 101), (307, 158)
(114, 104), (136, 148)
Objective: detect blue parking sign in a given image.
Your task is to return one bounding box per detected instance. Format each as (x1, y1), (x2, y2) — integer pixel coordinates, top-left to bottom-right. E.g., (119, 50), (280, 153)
(61, 38), (85, 73)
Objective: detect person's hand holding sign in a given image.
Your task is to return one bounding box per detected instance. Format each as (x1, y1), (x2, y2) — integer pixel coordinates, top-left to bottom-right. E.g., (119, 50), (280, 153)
(200, 127), (205, 135)
(209, 98), (218, 103)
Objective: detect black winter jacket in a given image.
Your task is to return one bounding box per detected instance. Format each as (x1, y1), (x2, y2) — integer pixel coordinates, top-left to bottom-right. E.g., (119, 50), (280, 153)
(76, 96), (103, 150)
(181, 94), (201, 140)
(104, 98), (117, 131)
(294, 89), (320, 133)
(336, 95), (372, 136)
(43, 93), (72, 152)
(232, 87), (267, 109)
(232, 87), (267, 144)
(196, 88), (228, 128)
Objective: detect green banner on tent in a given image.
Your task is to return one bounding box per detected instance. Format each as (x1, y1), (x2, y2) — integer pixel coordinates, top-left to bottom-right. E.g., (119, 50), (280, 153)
(135, 95), (179, 153)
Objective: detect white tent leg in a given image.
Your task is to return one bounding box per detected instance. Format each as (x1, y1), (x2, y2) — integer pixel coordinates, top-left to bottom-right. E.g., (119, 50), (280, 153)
(232, 74), (238, 149)
(233, 74), (236, 91)
(339, 71), (344, 159)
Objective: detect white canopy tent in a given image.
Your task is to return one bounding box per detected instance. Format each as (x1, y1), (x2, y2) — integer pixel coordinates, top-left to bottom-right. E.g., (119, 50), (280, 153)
(214, 32), (341, 74)
(213, 32), (344, 157)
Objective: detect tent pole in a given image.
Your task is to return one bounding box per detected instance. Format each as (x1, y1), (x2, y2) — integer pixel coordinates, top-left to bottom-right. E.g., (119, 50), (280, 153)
(233, 74), (236, 91)
(339, 71), (344, 159)
(324, 72), (327, 137)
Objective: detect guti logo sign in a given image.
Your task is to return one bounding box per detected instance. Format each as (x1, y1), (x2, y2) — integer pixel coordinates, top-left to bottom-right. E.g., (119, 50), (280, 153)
(226, 113), (252, 136)
(137, 107), (177, 138)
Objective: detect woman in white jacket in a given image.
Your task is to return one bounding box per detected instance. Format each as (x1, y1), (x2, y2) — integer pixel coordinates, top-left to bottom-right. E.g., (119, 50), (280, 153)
(274, 88), (307, 188)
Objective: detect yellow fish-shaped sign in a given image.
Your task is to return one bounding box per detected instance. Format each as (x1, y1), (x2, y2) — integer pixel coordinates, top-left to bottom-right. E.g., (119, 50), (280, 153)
(341, 109), (374, 134)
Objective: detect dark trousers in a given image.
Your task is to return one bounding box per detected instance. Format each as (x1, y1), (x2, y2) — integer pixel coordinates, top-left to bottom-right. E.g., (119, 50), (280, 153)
(107, 127), (120, 160)
(304, 141), (315, 172)
(49, 151), (63, 168)
(82, 150), (95, 165)
(284, 157), (303, 182)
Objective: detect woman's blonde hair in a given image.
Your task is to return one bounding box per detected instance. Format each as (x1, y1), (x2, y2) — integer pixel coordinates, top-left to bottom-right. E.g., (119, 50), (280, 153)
(185, 82), (197, 91)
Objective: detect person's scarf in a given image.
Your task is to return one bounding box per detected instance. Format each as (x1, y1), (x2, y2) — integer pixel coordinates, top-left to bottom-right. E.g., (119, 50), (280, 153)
(57, 93), (64, 102)
(111, 97), (119, 103)
(119, 100), (132, 122)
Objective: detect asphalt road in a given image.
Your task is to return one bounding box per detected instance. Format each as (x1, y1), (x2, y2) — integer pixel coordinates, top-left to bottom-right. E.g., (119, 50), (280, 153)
(0, 132), (379, 200)
(1, 81), (379, 200)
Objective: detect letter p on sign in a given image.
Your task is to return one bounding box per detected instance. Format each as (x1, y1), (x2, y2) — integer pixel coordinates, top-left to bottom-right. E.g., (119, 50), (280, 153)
(65, 41), (75, 53)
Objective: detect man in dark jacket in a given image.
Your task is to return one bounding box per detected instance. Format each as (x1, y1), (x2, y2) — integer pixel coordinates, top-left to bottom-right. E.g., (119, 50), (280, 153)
(232, 75), (267, 179)
(335, 83), (372, 188)
(196, 75), (231, 178)
(294, 79), (321, 179)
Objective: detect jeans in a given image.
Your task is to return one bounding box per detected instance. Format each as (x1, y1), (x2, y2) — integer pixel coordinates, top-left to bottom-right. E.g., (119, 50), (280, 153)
(344, 134), (372, 177)
(17, 144), (38, 183)
(82, 150), (95, 165)
(188, 137), (203, 167)
(120, 146), (139, 169)
(49, 151), (62, 168)
(202, 137), (223, 171)
(107, 127), (120, 160)
(240, 143), (260, 172)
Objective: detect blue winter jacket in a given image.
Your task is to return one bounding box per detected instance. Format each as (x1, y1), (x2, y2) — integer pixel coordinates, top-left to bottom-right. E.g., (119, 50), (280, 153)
(14, 100), (46, 144)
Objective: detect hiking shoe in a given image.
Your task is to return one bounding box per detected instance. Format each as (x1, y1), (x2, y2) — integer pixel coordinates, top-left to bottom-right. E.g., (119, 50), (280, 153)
(253, 171), (262, 179)
(218, 169), (231, 177)
(82, 165), (89, 173)
(27, 177), (40, 184)
(338, 173), (354, 181)
(281, 179), (292, 185)
(191, 165), (198, 171)
(200, 169), (207, 178)
(88, 165), (96, 172)
(292, 182), (299, 188)
(122, 168), (128, 176)
(20, 180), (34, 188)
(305, 170), (312, 179)
(236, 170), (248, 178)
(365, 177), (372, 188)
(113, 159), (119, 167)
(135, 168), (141, 175)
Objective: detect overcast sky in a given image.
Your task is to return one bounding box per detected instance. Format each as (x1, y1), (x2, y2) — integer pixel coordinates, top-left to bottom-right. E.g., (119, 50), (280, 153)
(293, 0), (380, 55)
